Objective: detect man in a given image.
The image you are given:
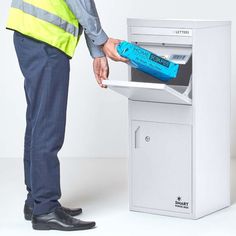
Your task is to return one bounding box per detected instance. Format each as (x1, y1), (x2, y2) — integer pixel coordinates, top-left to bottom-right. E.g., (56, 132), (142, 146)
(6, 0), (127, 231)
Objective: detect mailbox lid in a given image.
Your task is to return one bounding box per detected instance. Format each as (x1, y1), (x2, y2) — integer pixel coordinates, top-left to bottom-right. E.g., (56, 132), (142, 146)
(103, 80), (191, 105)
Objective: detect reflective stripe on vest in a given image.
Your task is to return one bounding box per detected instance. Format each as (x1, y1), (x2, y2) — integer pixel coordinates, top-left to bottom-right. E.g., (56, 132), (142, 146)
(6, 0), (80, 57)
(12, 0), (79, 37)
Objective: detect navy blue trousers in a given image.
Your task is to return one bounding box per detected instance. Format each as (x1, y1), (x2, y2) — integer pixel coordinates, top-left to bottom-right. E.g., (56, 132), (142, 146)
(13, 32), (70, 215)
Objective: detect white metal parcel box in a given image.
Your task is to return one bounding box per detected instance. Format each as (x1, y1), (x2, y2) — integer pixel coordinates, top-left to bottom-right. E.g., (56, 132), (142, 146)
(103, 19), (231, 219)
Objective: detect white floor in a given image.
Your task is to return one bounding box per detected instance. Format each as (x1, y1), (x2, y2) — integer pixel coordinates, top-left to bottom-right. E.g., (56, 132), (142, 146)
(0, 157), (236, 236)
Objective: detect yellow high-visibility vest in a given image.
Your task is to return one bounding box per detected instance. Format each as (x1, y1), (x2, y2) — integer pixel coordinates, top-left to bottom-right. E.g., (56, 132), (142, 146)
(6, 0), (81, 57)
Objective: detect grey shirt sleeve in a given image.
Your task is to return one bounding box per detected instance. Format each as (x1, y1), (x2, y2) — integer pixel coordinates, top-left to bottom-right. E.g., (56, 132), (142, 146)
(65, 0), (109, 58)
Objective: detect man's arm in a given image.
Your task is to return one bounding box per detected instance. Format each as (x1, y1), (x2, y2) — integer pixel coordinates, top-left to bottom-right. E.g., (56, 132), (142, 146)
(65, 0), (108, 58)
(65, 0), (127, 89)
(84, 33), (105, 58)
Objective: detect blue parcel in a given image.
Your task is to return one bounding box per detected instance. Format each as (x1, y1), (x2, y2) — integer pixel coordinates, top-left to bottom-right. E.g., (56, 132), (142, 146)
(117, 41), (179, 81)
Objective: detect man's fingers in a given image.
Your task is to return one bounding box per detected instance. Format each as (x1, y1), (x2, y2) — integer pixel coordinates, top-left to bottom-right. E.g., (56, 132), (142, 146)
(95, 74), (101, 86)
(113, 49), (129, 62)
(94, 61), (103, 88)
(95, 70), (103, 87)
(93, 57), (109, 88)
(107, 52), (120, 62)
(118, 56), (129, 63)
(102, 68), (108, 80)
(101, 68), (108, 88)
(97, 69), (107, 88)
(113, 39), (122, 45)
(109, 53), (128, 63)
(97, 66), (108, 88)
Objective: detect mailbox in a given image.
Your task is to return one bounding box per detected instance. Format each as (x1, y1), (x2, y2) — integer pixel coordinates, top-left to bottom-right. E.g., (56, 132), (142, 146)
(103, 19), (231, 219)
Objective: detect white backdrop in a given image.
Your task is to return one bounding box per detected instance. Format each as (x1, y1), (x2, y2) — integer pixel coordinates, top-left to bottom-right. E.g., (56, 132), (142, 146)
(0, 0), (235, 159)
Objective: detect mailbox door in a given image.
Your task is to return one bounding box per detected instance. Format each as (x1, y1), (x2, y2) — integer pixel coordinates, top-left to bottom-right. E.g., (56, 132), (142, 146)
(131, 120), (192, 214)
(103, 80), (191, 105)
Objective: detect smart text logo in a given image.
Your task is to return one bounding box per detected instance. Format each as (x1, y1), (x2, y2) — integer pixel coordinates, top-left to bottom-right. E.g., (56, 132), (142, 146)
(175, 196), (189, 209)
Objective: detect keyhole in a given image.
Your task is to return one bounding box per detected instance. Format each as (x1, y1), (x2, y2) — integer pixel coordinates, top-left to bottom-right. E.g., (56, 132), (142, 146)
(145, 136), (151, 142)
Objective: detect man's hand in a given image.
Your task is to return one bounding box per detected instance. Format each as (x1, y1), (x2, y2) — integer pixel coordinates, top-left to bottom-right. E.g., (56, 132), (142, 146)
(102, 38), (129, 63)
(93, 56), (109, 88)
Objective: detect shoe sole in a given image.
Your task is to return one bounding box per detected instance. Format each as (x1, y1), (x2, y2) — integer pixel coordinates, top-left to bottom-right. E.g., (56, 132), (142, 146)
(32, 223), (96, 231)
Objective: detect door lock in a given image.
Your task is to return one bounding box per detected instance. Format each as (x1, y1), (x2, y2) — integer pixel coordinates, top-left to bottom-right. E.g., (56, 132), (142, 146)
(145, 136), (151, 142)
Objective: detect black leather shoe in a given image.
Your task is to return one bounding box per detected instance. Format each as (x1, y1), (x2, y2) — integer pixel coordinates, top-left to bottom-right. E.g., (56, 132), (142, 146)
(32, 207), (96, 231)
(24, 204), (33, 221)
(24, 204), (82, 221)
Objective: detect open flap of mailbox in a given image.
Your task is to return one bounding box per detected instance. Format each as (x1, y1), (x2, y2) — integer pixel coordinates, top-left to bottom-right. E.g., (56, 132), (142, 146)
(103, 80), (192, 105)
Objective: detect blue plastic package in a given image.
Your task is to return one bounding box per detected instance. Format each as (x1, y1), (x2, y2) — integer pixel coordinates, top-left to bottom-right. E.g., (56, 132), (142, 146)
(117, 41), (179, 81)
